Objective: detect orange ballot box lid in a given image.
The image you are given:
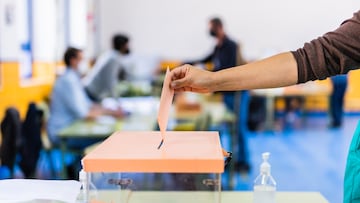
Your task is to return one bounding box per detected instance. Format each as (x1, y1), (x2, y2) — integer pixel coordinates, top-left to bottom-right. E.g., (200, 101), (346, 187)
(82, 131), (224, 173)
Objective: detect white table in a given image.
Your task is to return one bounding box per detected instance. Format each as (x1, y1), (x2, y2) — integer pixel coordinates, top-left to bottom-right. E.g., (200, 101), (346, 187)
(92, 191), (329, 203)
(251, 82), (331, 131)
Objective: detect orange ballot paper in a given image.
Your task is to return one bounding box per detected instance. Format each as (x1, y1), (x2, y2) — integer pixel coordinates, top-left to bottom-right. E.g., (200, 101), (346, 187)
(157, 67), (174, 148)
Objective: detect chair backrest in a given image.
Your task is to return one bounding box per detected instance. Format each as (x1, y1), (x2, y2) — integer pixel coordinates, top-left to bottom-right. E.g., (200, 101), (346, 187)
(19, 102), (43, 178)
(344, 120), (360, 203)
(0, 107), (21, 176)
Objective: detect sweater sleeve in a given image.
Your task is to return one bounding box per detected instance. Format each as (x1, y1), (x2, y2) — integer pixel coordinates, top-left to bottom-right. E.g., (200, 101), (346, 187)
(292, 10), (360, 84)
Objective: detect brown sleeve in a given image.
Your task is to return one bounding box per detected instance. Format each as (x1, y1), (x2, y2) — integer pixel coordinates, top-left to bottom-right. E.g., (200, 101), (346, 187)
(292, 10), (360, 84)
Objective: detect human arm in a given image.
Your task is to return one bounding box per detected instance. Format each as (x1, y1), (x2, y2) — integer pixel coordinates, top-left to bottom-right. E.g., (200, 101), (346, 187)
(184, 51), (214, 65)
(87, 104), (125, 119)
(199, 52), (214, 64)
(294, 11), (360, 82)
(171, 11), (360, 92)
(170, 52), (297, 93)
(60, 73), (94, 119)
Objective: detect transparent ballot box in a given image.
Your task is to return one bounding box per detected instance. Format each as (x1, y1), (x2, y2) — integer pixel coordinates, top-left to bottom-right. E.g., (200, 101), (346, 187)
(81, 131), (226, 203)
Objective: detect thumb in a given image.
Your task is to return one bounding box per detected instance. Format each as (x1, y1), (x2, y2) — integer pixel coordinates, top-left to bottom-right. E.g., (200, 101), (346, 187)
(171, 77), (189, 89)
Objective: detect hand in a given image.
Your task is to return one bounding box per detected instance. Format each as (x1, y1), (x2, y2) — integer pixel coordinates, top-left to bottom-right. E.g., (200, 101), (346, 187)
(96, 104), (127, 119)
(170, 64), (215, 93)
(110, 108), (128, 118)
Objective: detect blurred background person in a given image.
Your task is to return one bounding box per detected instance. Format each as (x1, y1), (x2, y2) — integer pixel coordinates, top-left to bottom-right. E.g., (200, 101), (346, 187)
(282, 96), (304, 130)
(186, 17), (250, 172)
(329, 74), (348, 128)
(83, 34), (131, 102)
(47, 47), (124, 150)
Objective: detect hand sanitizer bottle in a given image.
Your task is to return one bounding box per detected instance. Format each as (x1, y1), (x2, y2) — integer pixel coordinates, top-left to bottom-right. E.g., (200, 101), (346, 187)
(77, 169), (98, 202)
(253, 152), (276, 203)
(77, 169), (90, 203)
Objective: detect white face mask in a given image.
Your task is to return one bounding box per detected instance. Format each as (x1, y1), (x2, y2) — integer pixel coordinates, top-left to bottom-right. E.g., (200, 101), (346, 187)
(77, 60), (89, 75)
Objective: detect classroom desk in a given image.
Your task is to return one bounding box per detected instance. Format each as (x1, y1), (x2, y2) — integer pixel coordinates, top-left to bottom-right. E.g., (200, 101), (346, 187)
(58, 119), (122, 140)
(57, 97), (159, 179)
(92, 191), (329, 203)
(173, 93), (236, 129)
(251, 81), (331, 131)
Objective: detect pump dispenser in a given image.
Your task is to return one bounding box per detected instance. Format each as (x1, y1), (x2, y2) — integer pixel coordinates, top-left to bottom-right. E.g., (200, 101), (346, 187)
(253, 152), (276, 203)
(77, 169), (98, 202)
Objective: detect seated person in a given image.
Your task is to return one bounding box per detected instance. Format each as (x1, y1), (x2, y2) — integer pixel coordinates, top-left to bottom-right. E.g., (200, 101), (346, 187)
(47, 47), (125, 150)
(83, 34), (131, 102)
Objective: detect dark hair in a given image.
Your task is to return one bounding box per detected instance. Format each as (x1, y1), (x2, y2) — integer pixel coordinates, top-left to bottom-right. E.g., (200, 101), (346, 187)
(210, 17), (223, 28)
(64, 47), (81, 67)
(112, 34), (129, 52)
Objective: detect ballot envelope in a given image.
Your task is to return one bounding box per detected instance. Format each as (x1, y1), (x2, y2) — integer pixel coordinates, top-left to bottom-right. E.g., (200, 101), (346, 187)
(81, 131), (226, 203)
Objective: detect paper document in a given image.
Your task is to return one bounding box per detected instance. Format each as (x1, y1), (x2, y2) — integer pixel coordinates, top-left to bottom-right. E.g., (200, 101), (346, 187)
(0, 179), (81, 203)
(157, 67), (175, 140)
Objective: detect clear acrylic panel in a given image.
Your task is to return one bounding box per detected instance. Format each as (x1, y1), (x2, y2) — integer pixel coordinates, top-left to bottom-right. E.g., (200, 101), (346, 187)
(85, 172), (221, 203)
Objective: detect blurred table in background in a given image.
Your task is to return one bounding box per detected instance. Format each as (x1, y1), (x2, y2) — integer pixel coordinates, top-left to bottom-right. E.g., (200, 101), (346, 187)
(172, 92), (235, 131)
(251, 81), (331, 131)
(58, 97), (158, 178)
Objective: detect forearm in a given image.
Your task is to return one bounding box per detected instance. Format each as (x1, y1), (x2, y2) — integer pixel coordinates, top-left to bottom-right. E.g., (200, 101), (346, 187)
(85, 105), (103, 119)
(212, 52), (298, 91)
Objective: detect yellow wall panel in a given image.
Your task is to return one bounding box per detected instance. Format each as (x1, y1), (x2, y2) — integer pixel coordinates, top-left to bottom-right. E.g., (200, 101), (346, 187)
(345, 70), (360, 112)
(32, 62), (56, 79)
(0, 62), (55, 120)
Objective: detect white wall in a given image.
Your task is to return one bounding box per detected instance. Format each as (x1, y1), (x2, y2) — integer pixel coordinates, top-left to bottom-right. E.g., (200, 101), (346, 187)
(17, 0), (32, 78)
(68, 0), (87, 49)
(0, 0), (19, 61)
(0, 0), (32, 78)
(54, 0), (88, 62)
(98, 0), (359, 61)
(32, 0), (57, 61)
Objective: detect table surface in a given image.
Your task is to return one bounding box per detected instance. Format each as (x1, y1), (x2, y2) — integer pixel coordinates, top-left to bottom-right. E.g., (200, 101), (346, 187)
(56, 97), (159, 179)
(58, 118), (122, 138)
(58, 97), (159, 139)
(91, 191), (329, 203)
(250, 81), (332, 131)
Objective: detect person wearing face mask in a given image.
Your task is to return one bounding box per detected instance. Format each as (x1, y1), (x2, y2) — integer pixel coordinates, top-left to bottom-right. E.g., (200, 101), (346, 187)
(186, 17), (239, 70)
(47, 47), (125, 149)
(186, 17), (251, 173)
(83, 34), (131, 102)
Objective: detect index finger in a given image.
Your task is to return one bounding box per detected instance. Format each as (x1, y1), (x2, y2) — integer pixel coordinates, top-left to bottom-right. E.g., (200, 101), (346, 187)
(171, 65), (190, 81)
